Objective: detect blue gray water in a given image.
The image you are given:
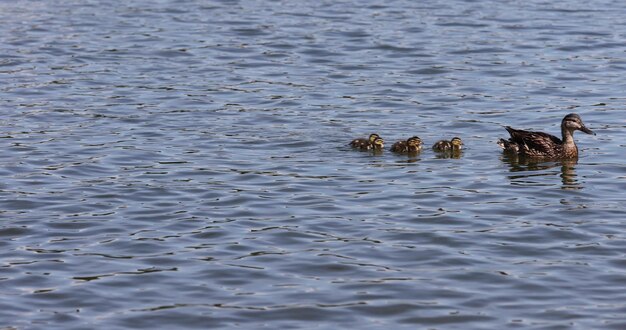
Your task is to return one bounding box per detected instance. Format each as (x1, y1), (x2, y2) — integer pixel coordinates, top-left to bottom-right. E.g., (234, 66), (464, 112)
(1, 0), (626, 329)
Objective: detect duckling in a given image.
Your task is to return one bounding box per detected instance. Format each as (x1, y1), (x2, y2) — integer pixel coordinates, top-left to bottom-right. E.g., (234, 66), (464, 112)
(432, 137), (463, 152)
(498, 113), (595, 159)
(370, 137), (385, 151)
(349, 133), (380, 150)
(391, 136), (423, 153)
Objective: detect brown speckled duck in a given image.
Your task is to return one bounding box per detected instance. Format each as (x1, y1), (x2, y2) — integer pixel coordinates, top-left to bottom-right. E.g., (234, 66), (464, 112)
(498, 113), (595, 159)
(369, 137), (385, 151)
(432, 137), (463, 152)
(391, 136), (423, 153)
(349, 133), (381, 150)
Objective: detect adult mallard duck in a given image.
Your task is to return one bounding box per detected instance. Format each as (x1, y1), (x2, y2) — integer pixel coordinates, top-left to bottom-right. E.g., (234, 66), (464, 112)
(498, 113), (595, 159)
(349, 133), (380, 150)
(432, 137), (463, 152)
(391, 136), (423, 153)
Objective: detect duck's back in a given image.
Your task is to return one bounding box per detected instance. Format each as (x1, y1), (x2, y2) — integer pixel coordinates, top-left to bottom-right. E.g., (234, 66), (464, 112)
(390, 140), (407, 152)
(505, 127), (563, 157)
(432, 140), (452, 151)
(350, 138), (370, 149)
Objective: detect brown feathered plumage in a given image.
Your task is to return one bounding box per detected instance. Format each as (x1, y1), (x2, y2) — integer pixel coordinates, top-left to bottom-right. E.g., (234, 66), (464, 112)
(391, 136), (423, 153)
(350, 133), (381, 150)
(498, 113), (595, 159)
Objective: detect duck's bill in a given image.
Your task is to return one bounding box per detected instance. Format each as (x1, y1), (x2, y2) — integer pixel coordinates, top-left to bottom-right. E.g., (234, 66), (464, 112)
(581, 126), (596, 135)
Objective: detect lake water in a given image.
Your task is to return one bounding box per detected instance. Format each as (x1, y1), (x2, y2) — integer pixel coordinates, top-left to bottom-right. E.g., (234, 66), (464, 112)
(1, 0), (626, 329)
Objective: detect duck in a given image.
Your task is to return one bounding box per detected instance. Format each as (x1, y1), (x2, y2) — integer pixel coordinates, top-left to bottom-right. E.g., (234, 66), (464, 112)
(369, 137), (385, 151)
(391, 136), (423, 153)
(349, 133), (380, 150)
(498, 113), (595, 159)
(432, 137), (463, 152)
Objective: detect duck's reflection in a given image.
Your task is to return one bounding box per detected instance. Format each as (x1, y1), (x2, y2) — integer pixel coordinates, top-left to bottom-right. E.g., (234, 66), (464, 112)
(370, 149), (385, 157)
(559, 159), (579, 188)
(396, 151), (422, 163)
(434, 150), (463, 159)
(501, 154), (581, 189)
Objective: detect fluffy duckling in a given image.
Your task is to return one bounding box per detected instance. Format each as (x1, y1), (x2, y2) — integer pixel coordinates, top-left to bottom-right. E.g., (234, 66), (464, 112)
(498, 113), (595, 159)
(370, 137), (385, 151)
(349, 133), (380, 150)
(432, 137), (463, 152)
(390, 136), (423, 153)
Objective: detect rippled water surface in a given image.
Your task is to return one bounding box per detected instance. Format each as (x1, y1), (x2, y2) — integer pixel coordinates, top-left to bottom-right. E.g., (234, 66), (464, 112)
(2, 0), (626, 329)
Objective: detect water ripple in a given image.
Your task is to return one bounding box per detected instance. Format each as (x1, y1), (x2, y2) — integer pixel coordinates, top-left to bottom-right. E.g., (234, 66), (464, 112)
(1, 0), (626, 329)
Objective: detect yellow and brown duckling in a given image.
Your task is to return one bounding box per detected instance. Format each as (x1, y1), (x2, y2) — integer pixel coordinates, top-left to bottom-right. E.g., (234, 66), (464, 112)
(432, 137), (463, 152)
(350, 133), (380, 149)
(350, 133), (384, 150)
(391, 136), (423, 153)
(370, 137), (385, 151)
(498, 113), (595, 159)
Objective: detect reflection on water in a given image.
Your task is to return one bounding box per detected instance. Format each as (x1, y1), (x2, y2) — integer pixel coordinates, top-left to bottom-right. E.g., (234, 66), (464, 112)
(392, 151), (422, 163)
(559, 160), (579, 189)
(501, 154), (581, 190)
(434, 150), (463, 159)
(370, 149), (385, 157)
(1, 0), (624, 328)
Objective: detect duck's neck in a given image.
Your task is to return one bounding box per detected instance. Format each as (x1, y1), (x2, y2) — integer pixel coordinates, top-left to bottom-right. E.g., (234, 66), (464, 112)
(561, 128), (578, 157)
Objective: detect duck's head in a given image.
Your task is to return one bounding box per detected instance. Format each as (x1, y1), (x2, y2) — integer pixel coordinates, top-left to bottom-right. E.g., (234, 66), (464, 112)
(562, 113), (595, 135)
(372, 137), (384, 149)
(451, 137), (463, 149)
(369, 133), (381, 143)
(407, 136), (423, 147)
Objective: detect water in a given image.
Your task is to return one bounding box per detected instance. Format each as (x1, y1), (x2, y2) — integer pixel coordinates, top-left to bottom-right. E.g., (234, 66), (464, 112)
(1, 0), (626, 328)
